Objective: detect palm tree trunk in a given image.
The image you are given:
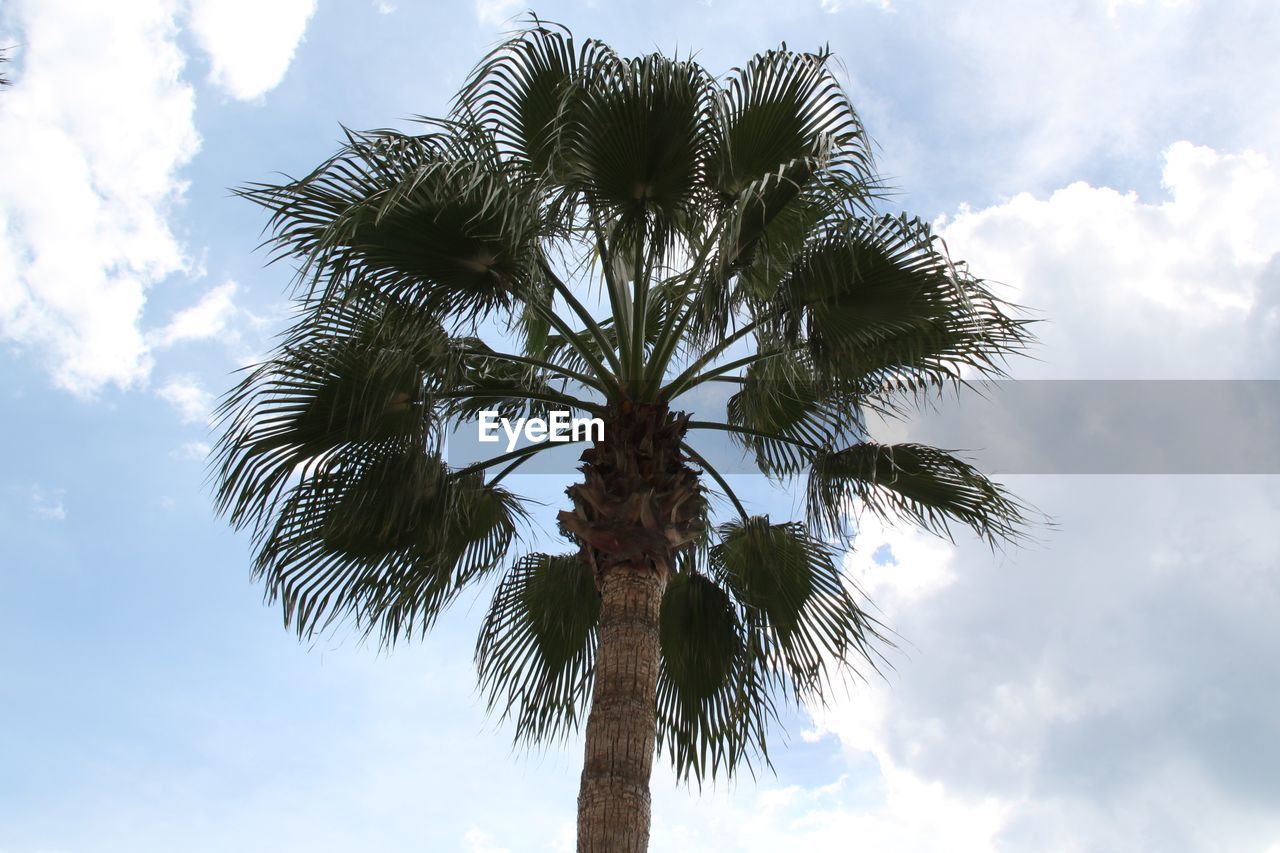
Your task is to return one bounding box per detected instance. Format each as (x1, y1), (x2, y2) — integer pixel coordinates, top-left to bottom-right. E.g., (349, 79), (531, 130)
(558, 401), (704, 851)
(576, 564), (668, 852)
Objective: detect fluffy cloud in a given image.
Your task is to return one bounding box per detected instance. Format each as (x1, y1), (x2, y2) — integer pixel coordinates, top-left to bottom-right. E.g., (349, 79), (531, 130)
(464, 828), (512, 853)
(821, 0), (894, 13)
(475, 0), (522, 29)
(171, 441), (212, 462)
(0, 0), (307, 401)
(157, 376), (214, 425)
(939, 142), (1280, 379)
(807, 0), (1280, 215)
(0, 0), (197, 395)
(151, 281), (239, 349)
(796, 478), (1280, 852)
(646, 761), (1007, 853)
(187, 0), (317, 101)
(30, 484), (67, 521)
(754, 143), (1280, 850)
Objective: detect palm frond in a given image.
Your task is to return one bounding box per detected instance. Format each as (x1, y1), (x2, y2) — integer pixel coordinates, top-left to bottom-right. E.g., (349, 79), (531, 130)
(455, 19), (615, 180)
(212, 294), (448, 528)
(445, 336), (601, 420)
(649, 516), (888, 782)
(807, 442), (1029, 545)
(656, 570), (775, 783)
(569, 52), (717, 255)
(711, 516), (884, 696)
(706, 46), (873, 200)
(720, 352), (863, 475)
(476, 552), (601, 743)
(255, 444), (527, 643)
(238, 124), (546, 321)
(682, 45), (883, 343)
(775, 214), (1033, 399)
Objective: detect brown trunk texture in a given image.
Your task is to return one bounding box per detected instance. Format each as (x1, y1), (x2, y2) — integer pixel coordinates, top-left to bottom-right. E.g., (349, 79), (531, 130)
(558, 401), (704, 852)
(575, 565), (667, 852)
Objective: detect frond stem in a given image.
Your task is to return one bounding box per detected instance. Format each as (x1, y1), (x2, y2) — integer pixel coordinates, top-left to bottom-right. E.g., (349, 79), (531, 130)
(537, 257), (625, 378)
(642, 229), (722, 396)
(517, 296), (620, 397)
(661, 319), (765, 399)
(460, 345), (606, 394)
(487, 452), (535, 486)
(628, 227), (648, 387)
(685, 420), (825, 454)
(433, 388), (604, 415)
(451, 437), (584, 479)
(590, 207), (633, 373)
(681, 441), (749, 521)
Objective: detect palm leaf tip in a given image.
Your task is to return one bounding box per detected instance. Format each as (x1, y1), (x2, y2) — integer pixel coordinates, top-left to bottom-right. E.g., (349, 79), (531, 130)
(653, 517), (890, 783)
(211, 294), (449, 529)
(807, 442), (1031, 546)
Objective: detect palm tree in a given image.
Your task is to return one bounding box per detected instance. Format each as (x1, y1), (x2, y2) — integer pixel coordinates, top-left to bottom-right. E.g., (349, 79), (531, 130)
(214, 19), (1031, 851)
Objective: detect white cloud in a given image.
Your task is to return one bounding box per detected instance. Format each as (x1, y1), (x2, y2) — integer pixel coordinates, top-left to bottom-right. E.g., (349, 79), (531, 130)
(648, 765), (1008, 853)
(475, 0), (522, 29)
(172, 441), (212, 461)
(187, 0), (317, 101)
(157, 376), (214, 424)
(797, 478), (1280, 852)
(464, 828), (511, 853)
(758, 143), (1280, 850)
(1105, 0), (1192, 21)
(151, 281), (239, 348)
(938, 142), (1280, 379)
(819, 1), (1280, 210)
(0, 0), (310, 400)
(822, 0), (894, 13)
(30, 485), (66, 520)
(0, 0), (197, 396)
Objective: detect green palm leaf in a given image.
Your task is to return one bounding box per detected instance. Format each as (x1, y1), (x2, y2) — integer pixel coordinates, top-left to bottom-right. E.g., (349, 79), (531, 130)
(457, 20), (615, 180)
(238, 126), (545, 319)
(807, 442), (1028, 545)
(257, 444), (525, 643)
(778, 214), (1032, 394)
(476, 552), (601, 743)
(655, 569), (774, 783)
(711, 516), (884, 695)
(720, 352), (861, 476)
(706, 46), (873, 199)
(213, 294), (448, 527)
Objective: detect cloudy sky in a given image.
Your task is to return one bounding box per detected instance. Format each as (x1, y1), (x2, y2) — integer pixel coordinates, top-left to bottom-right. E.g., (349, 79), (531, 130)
(2, 1), (1278, 851)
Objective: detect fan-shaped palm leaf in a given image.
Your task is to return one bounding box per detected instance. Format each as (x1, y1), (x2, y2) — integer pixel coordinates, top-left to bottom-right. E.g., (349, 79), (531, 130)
(477, 552), (601, 742)
(808, 441), (1028, 545)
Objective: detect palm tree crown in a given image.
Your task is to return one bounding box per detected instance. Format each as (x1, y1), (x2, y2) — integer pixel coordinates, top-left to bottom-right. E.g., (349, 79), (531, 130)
(214, 18), (1032, 849)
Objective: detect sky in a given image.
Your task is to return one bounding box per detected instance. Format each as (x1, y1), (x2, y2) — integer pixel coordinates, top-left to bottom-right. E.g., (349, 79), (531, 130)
(2, 1), (1279, 851)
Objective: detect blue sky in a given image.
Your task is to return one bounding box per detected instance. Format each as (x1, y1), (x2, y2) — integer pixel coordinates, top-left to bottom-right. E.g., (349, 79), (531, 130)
(2, 1), (1279, 850)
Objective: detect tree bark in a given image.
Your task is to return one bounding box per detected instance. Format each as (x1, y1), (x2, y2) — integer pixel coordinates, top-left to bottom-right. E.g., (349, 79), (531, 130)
(576, 564), (668, 852)
(559, 401), (703, 851)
